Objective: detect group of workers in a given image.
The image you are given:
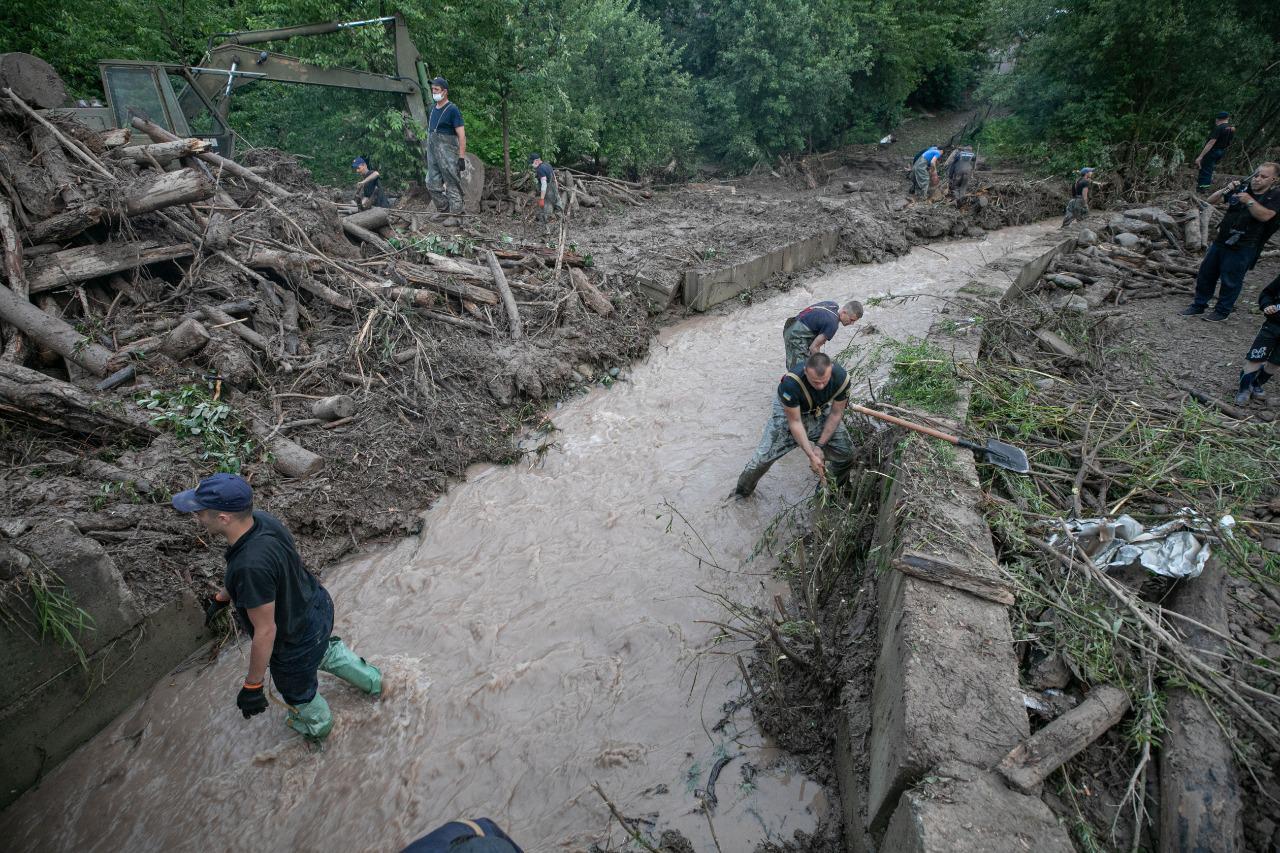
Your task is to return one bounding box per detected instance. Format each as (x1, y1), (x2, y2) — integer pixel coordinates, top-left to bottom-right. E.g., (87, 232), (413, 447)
(909, 144), (978, 202)
(349, 77), (562, 228)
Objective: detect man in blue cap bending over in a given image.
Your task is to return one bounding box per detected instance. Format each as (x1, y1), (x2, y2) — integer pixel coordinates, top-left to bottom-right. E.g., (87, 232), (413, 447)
(173, 473), (381, 740)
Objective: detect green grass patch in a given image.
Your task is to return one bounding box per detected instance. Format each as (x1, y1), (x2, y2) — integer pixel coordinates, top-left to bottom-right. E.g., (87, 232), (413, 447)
(881, 338), (960, 414)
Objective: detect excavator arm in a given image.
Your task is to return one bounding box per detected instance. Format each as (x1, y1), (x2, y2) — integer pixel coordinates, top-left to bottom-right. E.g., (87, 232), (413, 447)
(183, 13), (430, 160)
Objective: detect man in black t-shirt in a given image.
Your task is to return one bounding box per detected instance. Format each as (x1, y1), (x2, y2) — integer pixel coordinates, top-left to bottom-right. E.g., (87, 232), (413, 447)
(1195, 112), (1235, 192)
(1233, 271), (1280, 406)
(1061, 168), (1094, 227)
(734, 353), (856, 497)
(352, 157), (389, 210)
(426, 77), (467, 215)
(1182, 162), (1280, 321)
(529, 153), (563, 230)
(174, 473), (381, 740)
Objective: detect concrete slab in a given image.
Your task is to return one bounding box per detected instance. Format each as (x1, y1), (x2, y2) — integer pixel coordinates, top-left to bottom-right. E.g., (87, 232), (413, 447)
(880, 764), (1075, 853)
(682, 227), (842, 311)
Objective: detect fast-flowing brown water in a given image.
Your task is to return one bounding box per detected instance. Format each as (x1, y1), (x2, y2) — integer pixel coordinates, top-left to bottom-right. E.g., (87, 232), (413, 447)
(2, 224), (1051, 852)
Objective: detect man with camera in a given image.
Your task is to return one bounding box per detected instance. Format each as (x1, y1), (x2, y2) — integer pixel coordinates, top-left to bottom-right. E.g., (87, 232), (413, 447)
(1182, 162), (1280, 322)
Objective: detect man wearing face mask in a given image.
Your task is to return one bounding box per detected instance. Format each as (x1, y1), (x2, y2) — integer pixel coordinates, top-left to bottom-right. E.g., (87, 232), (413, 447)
(1182, 162), (1280, 321)
(425, 77), (467, 216)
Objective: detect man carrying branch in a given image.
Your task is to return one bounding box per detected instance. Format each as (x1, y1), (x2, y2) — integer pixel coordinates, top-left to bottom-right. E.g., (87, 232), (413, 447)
(734, 353), (855, 497)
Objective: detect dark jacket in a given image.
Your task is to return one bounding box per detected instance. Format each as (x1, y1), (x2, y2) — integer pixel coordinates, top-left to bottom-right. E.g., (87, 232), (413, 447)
(1259, 272), (1280, 317)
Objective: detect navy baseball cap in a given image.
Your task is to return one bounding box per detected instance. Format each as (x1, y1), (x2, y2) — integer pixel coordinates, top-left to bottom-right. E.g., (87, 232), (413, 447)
(1080, 167), (1095, 174)
(1215, 111), (1230, 119)
(431, 76), (448, 89)
(352, 156), (367, 169)
(528, 153), (541, 164)
(172, 473), (253, 513)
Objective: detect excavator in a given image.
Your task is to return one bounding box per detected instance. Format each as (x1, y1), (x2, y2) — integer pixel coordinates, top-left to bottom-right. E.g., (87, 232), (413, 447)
(44, 12), (429, 158)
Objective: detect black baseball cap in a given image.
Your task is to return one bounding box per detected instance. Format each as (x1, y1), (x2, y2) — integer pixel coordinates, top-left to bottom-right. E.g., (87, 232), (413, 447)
(172, 473), (253, 513)
(528, 153), (541, 164)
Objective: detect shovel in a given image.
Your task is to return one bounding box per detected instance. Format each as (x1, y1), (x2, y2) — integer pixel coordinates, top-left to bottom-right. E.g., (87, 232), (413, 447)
(848, 403), (1030, 474)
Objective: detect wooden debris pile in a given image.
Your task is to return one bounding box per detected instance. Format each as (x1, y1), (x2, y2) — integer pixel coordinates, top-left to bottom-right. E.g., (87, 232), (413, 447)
(0, 87), (624, 479)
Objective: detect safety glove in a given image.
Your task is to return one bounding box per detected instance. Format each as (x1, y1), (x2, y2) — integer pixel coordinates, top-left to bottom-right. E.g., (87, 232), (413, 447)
(538, 198), (545, 208)
(237, 681), (268, 718)
(457, 157), (467, 173)
(204, 591), (230, 627)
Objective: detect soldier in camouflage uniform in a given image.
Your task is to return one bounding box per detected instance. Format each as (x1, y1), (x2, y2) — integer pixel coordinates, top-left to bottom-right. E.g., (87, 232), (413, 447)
(734, 353), (856, 497)
(782, 299), (863, 367)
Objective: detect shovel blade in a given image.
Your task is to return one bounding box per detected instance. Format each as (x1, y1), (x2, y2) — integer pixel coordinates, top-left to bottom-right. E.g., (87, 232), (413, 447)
(981, 438), (1030, 474)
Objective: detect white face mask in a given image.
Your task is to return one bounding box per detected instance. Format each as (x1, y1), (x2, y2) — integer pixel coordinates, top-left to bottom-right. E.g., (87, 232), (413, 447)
(432, 92), (444, 103)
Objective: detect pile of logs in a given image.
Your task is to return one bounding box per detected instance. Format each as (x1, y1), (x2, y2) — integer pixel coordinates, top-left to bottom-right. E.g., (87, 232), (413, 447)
(0, 86), (618, 477)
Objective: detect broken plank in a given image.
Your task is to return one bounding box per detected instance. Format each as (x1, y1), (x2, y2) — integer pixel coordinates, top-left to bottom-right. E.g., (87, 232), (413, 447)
(892, 552), (1015, 606)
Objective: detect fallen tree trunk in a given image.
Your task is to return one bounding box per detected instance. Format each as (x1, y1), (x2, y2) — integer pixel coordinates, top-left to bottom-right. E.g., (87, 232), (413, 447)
(123, 167), (214, 217)
(311, 394), (354, 421)
(26, 241), (194, 295)
(248, 417), (324, 478)
(343, 207), (390, 230)
(0, 360), (156, 437)
(997, 685), (1130, 793)
(23, 205), (107, 245)
(0, 282), (113, 374)
(32, 125), (86, 208)
(130, 116), (292, 199)
(394, 259), (499, 305)
(111, 138), (212, 166)
(569, 267), (613, 315)
(0, 198), (29, 361)
(341, 218), (394, 253)
(484, 249), (522, 339)
(1159, 565), (1244, 853)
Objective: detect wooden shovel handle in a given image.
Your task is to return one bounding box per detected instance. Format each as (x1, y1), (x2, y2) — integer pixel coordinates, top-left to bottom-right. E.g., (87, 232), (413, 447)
(847, 403), (960, 445)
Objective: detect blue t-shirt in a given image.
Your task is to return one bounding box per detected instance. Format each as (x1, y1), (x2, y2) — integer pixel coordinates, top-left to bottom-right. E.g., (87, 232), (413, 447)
(428, 102), (464, 136)
(535, 161), (554, 186)
(778, 362), (851, 415)
(796, 301), (841, 340)
(919, 147), (941, 164)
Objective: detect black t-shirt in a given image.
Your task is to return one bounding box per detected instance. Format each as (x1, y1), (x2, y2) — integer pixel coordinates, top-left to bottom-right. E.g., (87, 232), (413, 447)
(225, 510), (320, 647)
(1216, 183), (1280, 250)
(428, 102), (464, 136)
(1209, 123), (1235, 152)
(1072, 177), (1091, 198)
(360, 175), (388, 207)
(777, 362), (851, 415)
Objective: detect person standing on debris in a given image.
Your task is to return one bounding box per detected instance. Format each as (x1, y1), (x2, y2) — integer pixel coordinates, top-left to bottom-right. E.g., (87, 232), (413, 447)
(1234, 271), (1280, 405)
(425, 77), (467, 215)
(944, 145), (977, 199)
(352, 157), (389, 210)
(529, 153), (563, 229)
(1061, 168), (1094, 227)
(910, 145), (942, 199)
(1194, 111), (1235, 193)
(1182, 162), (1280, 321)
(175, 473), (382, 740)
(782, 299), (864, 367)
(734, 353), (856, 497)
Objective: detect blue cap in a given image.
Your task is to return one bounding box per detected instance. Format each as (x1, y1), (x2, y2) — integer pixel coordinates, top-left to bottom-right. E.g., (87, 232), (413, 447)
(1215, 111), (1230, 119)
(172, 473), (253, 513)
(1080, 167), (1095, 174)
(528, 152), (541, 164)
(431, 76), (448, 90)
(352, 156), (367, 170)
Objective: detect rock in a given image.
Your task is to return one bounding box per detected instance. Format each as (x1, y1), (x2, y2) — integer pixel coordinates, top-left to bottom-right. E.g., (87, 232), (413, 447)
(966, 226), (986, 238)
(608, 367), (621, 378)
(890, 197), (910, 212)
(1048, 273), (1083, 289)
(1032, 377), (1055, 391)
(0, 543), (31, 580)
(1108, 215), (1157, 236)
(0, 517), (32, 539)
(1114, 232), (1142, 249)
(1052, 295), (1089, 316)
(1027, 652), (1072, 690)
(1076, 228), (1098, 246)
(1081, 280), (1113, 308)
(842, 180), (865, 193)
(575, 363), (593, 379)
(1035, 329), (1081, 361)
(1262, 538), (1280, 554)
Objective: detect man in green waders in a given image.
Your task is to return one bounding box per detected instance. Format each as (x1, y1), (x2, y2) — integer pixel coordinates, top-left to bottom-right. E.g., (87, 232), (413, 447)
(174, 473), (381, 740)
(425, 77), (467, 216)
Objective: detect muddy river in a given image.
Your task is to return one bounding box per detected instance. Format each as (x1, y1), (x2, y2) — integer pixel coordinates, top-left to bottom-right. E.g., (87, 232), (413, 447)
(2, 224), (1051, 852)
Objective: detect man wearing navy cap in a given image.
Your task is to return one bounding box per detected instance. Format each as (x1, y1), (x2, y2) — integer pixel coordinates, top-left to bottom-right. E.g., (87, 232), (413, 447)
(173, 473), (381, 740)
(426, 77), (467, 215)
(1194, 112), (1235, 192)
(352, 156), (389, 210)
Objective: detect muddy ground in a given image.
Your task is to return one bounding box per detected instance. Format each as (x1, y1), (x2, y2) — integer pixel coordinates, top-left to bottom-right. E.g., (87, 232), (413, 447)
(0, 137), (1062, 618)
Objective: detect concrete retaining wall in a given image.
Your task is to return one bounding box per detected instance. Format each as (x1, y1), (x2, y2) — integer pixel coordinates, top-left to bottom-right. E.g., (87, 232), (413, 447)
(0, 520), (207, 808)
(682, 226), (843, 311)
(839, 233), (1078, 851)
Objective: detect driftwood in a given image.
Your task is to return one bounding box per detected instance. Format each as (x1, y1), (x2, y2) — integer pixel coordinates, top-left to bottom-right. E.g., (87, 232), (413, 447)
(341, 217), (394, 253)
(569, 267), (613, 316)
(197, 305), (272, 355)
(1159, 565), (1244, 852)
(311, 395), (355, 421)
(892, 551), (1015, 606)
(0, 360), (156, 436)
(23, 205), (106, 245)
(997, 685), (1130, 793)
(248, 417), (324, 478)
(124, 167), (214, 217)
(159, 318), (210, 359)
(0, 281), (113, 374)
(98, 128), (131, 149)
(484, 249), (522, 339)
(25, 241), (194, 295)
(31, 125), (85, 208)
(111, 138), (212, 166)
(130, 116), (292, 199)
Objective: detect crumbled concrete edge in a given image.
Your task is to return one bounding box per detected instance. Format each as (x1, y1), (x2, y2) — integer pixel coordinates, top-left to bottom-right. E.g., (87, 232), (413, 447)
(839, 233), (1079, 852)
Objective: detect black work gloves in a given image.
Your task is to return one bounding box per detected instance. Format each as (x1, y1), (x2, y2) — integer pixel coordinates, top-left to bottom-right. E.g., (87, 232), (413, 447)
(457, 157), (467, 173)
(237, 682), (268, 718)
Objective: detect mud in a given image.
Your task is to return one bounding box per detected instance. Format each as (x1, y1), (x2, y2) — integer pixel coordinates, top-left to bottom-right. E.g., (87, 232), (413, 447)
(0, 224), (1056, 851)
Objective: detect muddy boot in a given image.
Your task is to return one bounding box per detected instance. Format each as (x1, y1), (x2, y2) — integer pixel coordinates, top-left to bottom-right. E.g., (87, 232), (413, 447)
(320, 636), (382, 696)
(286, 693), (333, 740)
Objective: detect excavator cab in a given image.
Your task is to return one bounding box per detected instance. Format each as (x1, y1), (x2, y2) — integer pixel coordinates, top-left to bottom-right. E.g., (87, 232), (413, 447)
(50, 61), (231, 153)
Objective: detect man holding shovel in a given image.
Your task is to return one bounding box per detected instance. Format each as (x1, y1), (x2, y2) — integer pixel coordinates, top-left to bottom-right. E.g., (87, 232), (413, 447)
(175, 473), (381, 741)
(734, 353), (855, 497)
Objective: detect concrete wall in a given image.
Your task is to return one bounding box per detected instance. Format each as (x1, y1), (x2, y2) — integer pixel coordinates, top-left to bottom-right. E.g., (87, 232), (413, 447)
(682, 227), (843, 312)
(0, 520), (207, 809)
(839, 234), (1078, 851)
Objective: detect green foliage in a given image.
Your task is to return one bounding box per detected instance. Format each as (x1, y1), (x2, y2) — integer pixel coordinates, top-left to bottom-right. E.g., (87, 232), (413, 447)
(882, 338), (960, 413)
(980, 0), (1280, 181)
(137, 384), (257, 473)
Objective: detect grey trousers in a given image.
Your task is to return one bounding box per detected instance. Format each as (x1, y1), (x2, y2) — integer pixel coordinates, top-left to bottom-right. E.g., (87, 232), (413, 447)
(783, 318), (817, 368)
(538, 182), (564, 226)
(1062, 197), (1088, 226)
(426, 132), (464, 214)
(911, 158), (931, 196)
(735, 399), (855, 496)
(950, 169), (972, 198)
